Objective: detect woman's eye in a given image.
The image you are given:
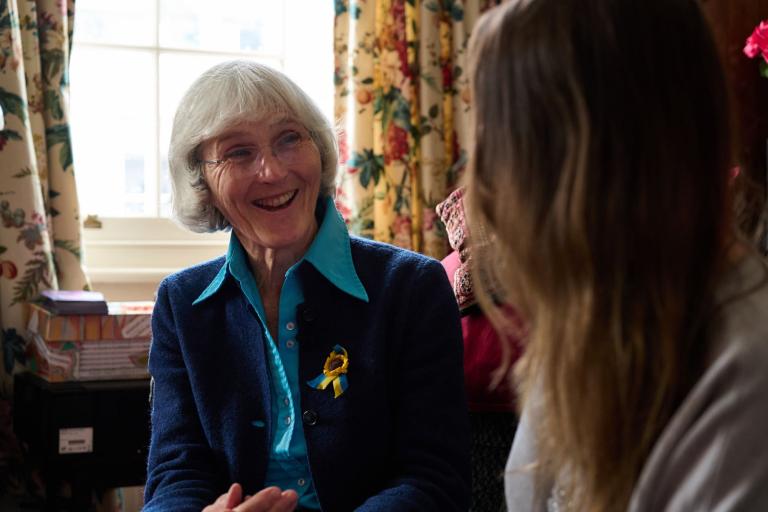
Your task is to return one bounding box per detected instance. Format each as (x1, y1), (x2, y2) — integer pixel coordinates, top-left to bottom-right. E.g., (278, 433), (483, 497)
(224, 147), (256, 162)
(275, 131), (303, 149)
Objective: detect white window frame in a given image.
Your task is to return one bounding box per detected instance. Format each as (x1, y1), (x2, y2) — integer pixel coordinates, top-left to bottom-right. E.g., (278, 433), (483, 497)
(82, 218), (229, 286)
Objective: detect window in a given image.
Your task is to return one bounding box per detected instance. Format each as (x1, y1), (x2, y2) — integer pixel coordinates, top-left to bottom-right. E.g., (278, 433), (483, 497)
(70, 0), (333, 294)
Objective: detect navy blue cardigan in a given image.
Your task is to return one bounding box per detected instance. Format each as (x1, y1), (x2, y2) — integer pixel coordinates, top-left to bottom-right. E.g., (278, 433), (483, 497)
(143, 237), (470, 511)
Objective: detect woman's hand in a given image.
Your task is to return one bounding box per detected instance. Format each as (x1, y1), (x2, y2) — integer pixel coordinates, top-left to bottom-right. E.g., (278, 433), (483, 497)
(234, 488), (298, 512)
(203, 483), (244, 511)
(203, 483), (298, 512)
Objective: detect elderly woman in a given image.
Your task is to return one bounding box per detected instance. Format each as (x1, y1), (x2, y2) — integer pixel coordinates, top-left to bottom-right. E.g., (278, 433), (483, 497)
(143, 61), (470, 512)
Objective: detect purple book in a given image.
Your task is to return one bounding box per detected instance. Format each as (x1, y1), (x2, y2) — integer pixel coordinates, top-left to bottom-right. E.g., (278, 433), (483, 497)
(39, 290), (109, 315)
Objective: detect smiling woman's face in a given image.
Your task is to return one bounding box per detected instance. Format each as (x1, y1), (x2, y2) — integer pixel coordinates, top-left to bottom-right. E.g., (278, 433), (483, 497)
(200, 113), (322, 255)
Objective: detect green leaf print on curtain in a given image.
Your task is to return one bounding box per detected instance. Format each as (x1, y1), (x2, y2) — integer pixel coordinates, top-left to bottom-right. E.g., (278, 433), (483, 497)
(0, 0), (88, 394)
(334, 0), (500, 258)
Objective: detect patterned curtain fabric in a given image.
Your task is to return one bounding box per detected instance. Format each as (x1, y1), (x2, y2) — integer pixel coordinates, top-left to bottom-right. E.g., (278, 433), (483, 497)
(0, 0), (87, 393)
(334, 0), (499, 258)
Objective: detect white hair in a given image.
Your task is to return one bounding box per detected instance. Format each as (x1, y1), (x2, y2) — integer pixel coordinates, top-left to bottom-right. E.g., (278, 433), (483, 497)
(168, 60), (338, 232)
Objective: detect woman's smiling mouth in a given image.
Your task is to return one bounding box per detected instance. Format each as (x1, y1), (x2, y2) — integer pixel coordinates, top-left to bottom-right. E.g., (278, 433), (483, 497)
(252, 190), (298, 211)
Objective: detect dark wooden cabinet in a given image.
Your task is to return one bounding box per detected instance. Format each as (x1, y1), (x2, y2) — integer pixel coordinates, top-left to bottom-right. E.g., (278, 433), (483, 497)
(13, 372), (150, 511)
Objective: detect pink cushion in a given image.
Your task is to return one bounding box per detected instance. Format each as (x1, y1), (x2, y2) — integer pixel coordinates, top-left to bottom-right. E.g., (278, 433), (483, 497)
(441, 251), (519, 412)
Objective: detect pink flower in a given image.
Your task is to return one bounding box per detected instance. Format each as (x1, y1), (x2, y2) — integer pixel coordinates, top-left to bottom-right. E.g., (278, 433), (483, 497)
(384, 123), (409, 164)
(337, 129), (349, 165)
(334, 186), (353, 224)
(441, 61), (453, 91)
(391, 215), (413, 249)
(422, 208), (437, 231)
(744, 20), (768, 63)
(335, 200), (352, 224)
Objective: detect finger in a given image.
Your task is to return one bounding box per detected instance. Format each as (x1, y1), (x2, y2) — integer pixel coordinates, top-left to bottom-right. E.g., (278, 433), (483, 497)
(213, 490), (230, 505)
(225, 483), (243, 509)
(238, 490), (297, 512)
(271, 490), (299, 512)
(205, 489), (233, 511)
(203, 498), (227, 512)
(233, 487), (282, 512)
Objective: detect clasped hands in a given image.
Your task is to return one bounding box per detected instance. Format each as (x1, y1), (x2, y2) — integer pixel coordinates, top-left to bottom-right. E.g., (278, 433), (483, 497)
(203, 483), (298, 512)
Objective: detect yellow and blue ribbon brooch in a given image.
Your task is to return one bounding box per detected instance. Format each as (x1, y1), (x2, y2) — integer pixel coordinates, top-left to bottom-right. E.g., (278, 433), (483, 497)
(307, 345), (349, 398)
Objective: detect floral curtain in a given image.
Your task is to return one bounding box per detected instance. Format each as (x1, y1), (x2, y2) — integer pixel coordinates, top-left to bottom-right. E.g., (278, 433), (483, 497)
(0, 0), (87, 393)
(334, 0), (499, 258)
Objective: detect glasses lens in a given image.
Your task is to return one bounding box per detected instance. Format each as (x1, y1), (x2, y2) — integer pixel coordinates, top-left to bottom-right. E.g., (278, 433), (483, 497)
(216, 132), (314, 175)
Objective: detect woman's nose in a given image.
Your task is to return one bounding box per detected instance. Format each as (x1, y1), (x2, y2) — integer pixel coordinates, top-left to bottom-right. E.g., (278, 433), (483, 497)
(254, 151), (288, 181)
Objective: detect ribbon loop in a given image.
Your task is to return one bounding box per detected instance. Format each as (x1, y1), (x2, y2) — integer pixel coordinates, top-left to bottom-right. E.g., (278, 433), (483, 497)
(307, 345), (349, 398)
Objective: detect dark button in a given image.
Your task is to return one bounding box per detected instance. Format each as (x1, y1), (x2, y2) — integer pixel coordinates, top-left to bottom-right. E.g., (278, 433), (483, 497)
(301, 307), (317, 323)
(302, 410), (318, 426)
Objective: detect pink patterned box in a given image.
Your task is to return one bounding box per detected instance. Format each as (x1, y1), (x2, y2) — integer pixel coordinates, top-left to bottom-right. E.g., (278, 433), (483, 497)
(27, 301), (153, 342)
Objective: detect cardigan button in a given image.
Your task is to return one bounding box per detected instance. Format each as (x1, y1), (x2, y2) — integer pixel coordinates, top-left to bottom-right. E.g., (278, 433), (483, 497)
(302, 410), (319, 426)
(301, 307), (317, 323)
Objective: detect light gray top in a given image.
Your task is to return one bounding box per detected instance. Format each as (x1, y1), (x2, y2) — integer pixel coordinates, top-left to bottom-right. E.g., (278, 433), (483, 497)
(506, 252), (768, 511)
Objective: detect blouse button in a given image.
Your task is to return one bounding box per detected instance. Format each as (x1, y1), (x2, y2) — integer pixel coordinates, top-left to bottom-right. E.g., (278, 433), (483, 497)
(284, 416), (292, 425)
(286, 339), (295, 349)
(286, 321), (296, 331)
(298, 478), (306, 487)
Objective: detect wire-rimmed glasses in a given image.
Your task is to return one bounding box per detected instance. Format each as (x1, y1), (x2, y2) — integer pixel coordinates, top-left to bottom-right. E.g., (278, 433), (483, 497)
(198, 129), (315, 175)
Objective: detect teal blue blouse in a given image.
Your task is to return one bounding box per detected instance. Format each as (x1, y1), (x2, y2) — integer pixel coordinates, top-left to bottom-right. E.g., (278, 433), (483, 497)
(193, 197), (368, 509)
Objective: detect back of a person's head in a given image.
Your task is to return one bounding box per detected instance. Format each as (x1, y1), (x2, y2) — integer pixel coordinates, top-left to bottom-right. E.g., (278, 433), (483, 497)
(469, 0), (731, 267)
(466, 0), (733, 509)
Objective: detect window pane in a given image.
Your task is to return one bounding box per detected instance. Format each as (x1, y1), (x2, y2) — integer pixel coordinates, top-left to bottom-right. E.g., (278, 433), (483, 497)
(74, 0), (155, 47)
(284, 0), (334, 124)
(71, 48), (157, 216)
(159, 0), (283, 54)
(157, 52), (281, 215)
(72, 0), (332, 220)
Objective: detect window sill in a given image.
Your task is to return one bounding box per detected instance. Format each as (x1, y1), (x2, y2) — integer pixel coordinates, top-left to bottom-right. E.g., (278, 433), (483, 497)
(82, 217), (228, 287)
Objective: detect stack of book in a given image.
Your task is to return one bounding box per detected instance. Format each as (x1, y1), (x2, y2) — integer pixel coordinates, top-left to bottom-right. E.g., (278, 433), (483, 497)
(25, 291), (153, 382)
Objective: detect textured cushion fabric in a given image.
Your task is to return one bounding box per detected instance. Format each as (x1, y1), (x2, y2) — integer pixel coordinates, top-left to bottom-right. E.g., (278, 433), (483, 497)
(441, 250), (519, 413)
(436, 189), (475, 310)
(435, 187), (469, 260)
(462, 311), (519, 412)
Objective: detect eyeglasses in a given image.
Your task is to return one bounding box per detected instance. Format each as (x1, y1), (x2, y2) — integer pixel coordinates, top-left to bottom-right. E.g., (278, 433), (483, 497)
(199, 129), (315, 175)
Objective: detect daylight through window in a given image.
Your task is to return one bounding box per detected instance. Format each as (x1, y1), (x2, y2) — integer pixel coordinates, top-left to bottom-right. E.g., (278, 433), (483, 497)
(70, 0), (333, 218)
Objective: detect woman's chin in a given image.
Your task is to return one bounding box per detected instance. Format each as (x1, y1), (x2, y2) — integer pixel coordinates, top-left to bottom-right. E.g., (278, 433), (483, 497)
(240, 221), (318, 256)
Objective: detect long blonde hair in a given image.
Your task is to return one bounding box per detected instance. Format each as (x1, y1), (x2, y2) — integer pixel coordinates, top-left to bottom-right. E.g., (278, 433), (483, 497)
(466, 0), (732, 509)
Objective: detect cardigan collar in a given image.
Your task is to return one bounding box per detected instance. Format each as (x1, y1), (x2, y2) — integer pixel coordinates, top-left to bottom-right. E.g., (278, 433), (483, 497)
(193, 196), (369, 305)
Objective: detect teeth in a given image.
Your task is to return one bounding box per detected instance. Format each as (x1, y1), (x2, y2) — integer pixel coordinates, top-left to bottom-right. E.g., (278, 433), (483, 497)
(255, 191), (295, 208)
